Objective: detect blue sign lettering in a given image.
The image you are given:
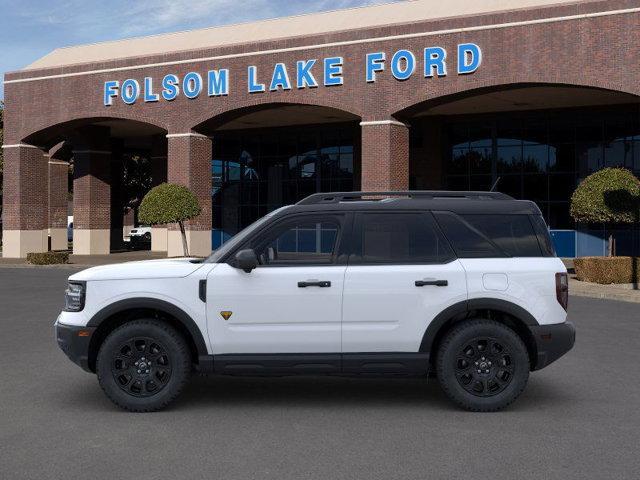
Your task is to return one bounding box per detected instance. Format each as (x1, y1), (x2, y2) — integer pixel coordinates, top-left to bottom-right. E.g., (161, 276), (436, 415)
(102, 44), (482, 105)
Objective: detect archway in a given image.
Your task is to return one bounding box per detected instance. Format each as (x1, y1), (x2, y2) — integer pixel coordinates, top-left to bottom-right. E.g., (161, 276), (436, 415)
(22, 117), (167, 255)
(193, 103), (361, 248)
(397, 83), (640, 256)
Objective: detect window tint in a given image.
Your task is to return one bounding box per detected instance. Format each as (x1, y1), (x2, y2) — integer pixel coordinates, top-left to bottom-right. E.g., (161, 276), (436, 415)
(461, 215), (542, 257)
(530, 215), (556, 257)
(433, 212), (503, 258)
(434, 212), (544, 257)
(354, 213), (454, 264)
(253, 217), (341, 266)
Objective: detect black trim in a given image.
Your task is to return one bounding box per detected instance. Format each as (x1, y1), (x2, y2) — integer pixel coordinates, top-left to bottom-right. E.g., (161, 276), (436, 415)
(467, 298), (538, 326)
(86, 298), (209, 356)
(55, 322), (95, 373)
(419, 301), (469, 353)
(418, 298), (539, 353)
(210, 352), (430, 376)
(198, 280), (207, 302)
(214, 354), (342, 375)
(530, 321), (575, 370)
(341, 353), (429, 375)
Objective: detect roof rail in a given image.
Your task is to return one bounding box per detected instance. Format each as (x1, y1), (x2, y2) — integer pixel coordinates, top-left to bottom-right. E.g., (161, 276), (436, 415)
(296, 190), (512, 205)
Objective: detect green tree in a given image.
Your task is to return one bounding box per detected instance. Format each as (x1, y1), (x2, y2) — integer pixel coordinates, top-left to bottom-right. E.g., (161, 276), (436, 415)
(138, 183), (202, 256)
(121, 153), (152, 221)
(570, 167), (640, 255)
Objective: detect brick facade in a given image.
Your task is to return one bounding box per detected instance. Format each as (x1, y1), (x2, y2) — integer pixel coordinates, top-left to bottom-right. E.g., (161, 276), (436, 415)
(2, 0), (640, 256)
(361, 122), (410, 191)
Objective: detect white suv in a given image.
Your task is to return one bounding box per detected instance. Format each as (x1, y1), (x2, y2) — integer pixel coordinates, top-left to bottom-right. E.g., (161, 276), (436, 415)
(55, 191), (575, 412)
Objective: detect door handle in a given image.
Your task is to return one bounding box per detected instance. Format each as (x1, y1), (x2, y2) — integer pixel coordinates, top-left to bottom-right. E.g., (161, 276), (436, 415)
(298, 280), (331, 288)
(415, 279), (448, 287)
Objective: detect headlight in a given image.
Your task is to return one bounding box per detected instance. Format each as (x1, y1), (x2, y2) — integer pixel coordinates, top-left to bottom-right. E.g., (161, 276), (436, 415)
(64, 282), (86, 312)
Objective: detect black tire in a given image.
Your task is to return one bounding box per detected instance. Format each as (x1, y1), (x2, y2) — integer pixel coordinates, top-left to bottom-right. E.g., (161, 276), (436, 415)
(96, 319), (191, 412)
(436, 319), (529, 412)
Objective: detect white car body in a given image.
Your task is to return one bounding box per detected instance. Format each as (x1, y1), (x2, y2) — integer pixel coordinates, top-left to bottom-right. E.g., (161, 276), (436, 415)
(57, 256), (566, 354)
(54, 191), (575, 412)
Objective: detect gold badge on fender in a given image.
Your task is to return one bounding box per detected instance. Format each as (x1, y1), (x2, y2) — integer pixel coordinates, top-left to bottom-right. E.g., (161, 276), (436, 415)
(220, 311), (233, 321)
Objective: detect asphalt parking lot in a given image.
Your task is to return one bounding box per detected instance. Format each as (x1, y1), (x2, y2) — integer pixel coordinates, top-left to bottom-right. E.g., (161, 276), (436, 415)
(1, 267), (639, 480)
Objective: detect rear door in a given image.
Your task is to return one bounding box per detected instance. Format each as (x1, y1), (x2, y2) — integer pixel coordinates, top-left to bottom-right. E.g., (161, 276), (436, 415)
(342, 212), (467, 353)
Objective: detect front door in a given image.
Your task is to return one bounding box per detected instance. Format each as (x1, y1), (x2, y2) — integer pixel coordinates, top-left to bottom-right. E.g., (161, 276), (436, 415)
(207, 214), (347, 355)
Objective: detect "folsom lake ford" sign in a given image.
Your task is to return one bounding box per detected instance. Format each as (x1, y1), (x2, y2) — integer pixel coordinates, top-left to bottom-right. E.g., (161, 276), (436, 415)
(103, 43), (482, 106)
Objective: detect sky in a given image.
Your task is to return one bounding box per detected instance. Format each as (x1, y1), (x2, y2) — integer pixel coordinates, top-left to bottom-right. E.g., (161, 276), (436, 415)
(0, 0), (401, 100)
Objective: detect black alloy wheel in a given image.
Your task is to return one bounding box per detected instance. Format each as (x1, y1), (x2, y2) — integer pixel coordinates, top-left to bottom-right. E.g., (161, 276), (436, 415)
(436, 319), (529, 412)
(110, 336), (172, 398)
(454, 337), (514, 397)
(97, 319), (191, 412)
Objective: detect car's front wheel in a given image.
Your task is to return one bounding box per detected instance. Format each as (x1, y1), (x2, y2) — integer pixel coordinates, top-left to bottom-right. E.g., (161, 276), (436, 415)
(436, 319), (530, 412)
(96, 319), (191, 412)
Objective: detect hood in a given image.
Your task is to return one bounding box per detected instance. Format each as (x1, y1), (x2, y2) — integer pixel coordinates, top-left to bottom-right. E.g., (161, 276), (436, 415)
(69, 258), (206, 281)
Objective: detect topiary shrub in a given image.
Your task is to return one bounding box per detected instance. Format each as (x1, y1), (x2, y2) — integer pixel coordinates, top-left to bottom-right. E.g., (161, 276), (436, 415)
(574, 256), (639, 284)
(570, 168), (640, 256)
(571, 168), (640, 223)
(138, 183), (202, 256)
(27, 251), (69, 265)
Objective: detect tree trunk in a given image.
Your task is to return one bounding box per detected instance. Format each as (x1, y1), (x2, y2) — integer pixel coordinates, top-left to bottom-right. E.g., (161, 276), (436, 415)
(178, 221), (189, 257)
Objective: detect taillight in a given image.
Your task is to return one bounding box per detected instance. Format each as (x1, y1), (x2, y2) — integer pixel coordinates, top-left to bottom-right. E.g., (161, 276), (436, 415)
(555, 272), (568, 311)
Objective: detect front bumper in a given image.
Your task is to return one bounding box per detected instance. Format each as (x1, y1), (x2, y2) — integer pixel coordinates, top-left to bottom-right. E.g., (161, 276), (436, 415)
(530, 321), (576, 370)
(55, 321), (96, 373)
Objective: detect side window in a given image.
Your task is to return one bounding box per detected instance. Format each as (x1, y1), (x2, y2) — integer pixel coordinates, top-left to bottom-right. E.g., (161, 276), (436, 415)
(461, 214), (543, 257)
(433, 212), (504, 258)
(252, 217), (341, 266)
(433, 212), (544, 258)
(353, 213), (454, 264)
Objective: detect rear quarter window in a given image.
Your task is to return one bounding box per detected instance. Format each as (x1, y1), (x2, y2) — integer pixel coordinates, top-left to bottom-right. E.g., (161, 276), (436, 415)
(433, 212), (544, 258)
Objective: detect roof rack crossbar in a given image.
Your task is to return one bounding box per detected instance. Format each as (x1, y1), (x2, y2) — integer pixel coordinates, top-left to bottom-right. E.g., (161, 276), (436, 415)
(296, 190), (512, 205)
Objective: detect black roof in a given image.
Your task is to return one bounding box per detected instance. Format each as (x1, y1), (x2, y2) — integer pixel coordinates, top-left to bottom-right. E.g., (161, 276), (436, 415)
(282, 191), (541, 216)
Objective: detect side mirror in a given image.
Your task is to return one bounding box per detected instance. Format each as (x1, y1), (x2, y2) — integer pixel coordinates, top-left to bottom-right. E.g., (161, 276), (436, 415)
(235, 249), (258, 273)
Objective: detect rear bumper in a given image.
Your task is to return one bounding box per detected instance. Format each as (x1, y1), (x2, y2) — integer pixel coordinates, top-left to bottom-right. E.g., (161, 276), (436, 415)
(530, 321), (575, 370)
(55, 320), (95, 373)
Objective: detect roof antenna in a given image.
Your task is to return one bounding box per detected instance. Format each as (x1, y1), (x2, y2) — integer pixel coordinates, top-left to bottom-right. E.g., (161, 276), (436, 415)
(490, 177), (501, 192)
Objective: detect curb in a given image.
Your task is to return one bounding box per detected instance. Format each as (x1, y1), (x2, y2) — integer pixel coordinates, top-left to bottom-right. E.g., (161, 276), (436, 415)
(569, 279), (640, 304)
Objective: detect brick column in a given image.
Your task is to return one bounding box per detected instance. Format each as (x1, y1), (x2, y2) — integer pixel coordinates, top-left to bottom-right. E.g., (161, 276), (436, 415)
(150, 134), (168, 252)
(2, 144), (49, 257)
(166, 133), (212, 257)
(360, 120), (410, 191)
(48, 158), (69, 251)
(72, 127), (112, 255)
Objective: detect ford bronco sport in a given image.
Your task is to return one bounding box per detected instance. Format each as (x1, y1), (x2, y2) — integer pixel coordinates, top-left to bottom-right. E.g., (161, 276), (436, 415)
(55, 191), (575, 412)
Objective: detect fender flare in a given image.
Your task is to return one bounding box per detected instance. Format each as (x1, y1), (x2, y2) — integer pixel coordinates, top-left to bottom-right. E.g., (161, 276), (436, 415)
(87, 298), (208, 356)
(419, 298), (539, 353)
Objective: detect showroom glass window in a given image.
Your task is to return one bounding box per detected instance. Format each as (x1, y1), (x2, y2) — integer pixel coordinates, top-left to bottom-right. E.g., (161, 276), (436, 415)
(211, 123), (358, 247)
(442, 105), (640, 229)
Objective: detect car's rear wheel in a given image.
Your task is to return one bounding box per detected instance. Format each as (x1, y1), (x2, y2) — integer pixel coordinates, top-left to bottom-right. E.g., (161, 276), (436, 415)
(96, 319), (191, 412)
(436, 319), (529, 412)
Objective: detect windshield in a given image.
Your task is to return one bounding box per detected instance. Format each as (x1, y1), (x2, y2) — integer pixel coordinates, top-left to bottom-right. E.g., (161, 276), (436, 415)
(205, 205), (292, 263)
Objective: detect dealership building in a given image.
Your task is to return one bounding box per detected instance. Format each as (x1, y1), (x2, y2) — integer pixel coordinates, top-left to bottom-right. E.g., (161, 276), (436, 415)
(3, 0), (640, 258)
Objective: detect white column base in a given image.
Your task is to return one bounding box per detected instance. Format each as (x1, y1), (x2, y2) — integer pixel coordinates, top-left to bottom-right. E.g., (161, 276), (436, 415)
(167, 230), (211, 258)
(151, 227), (168, 252)
(2, 230), (48, 258)
(50, 228), (68, 251)
(73, 229), (110, 255)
